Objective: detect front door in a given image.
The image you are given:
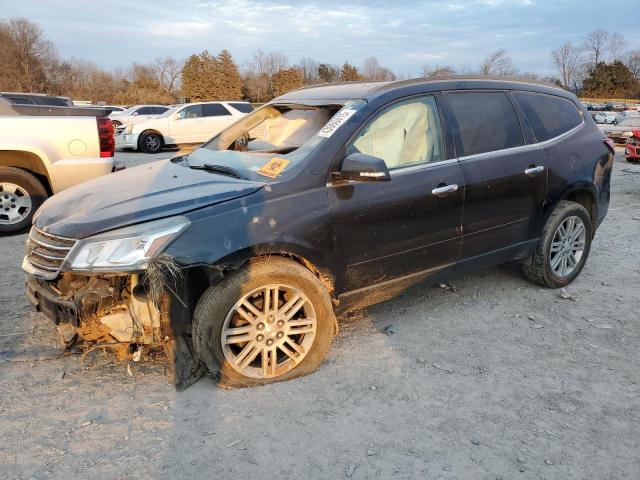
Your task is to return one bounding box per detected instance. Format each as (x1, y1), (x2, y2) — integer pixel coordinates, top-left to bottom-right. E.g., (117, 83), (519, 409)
(328, 95), (465, 294)
(444, 91), (548, 262)
(169, 104), (207, 144)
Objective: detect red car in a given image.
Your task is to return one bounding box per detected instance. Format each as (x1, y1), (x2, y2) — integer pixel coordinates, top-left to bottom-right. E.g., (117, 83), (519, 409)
(626, 129), (640, 163)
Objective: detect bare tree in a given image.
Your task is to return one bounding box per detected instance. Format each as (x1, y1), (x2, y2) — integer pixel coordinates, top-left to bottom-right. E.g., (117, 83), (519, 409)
(551, 42), (583, 91)
(361, 57), (396, 81)
(152, 56), (182, 93)
(583, 29), (609, 66)
(625, 49), (640, 80)
(480, 49), (516, 76)
(250, 49), (288, 77)
(607, 32), (626, 62)
(297, 57), (319, 84)
(421, 64), (456, 77)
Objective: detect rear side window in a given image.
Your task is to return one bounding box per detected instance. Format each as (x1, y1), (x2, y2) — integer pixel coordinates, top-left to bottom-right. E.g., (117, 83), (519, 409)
(136, 107), (154, 115)
(514, 92), (582, 142)
(229, 102), (254, 113)
(447, 92), (524, 156)
(153, 106), (169, 114)
(203, 103), (231, 116)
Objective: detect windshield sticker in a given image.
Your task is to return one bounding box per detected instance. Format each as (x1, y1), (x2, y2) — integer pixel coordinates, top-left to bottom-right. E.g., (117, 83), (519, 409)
(316, 109), (357, 138)
(257, 157), (290, 178)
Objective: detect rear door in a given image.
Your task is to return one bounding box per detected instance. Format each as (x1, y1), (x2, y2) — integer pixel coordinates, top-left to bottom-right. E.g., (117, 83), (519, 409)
(329, 94), (465, 292)
(444, 91), (548, 264)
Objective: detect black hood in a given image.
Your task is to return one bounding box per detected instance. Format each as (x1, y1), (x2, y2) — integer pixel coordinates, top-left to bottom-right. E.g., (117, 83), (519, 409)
(35, 159), (264, 238)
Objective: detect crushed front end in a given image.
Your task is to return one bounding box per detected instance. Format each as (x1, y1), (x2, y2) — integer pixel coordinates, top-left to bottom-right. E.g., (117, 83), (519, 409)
(22, 219), (203, 390)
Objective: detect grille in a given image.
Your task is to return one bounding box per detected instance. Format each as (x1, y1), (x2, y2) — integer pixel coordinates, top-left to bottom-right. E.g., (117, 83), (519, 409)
(23, 227), (77, 279)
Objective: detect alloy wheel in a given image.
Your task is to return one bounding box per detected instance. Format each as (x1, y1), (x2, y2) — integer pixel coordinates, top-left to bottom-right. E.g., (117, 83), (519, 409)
(549, 215), (586, 278)
(0, 182), (32, 225)
(221, 284), (317, 379)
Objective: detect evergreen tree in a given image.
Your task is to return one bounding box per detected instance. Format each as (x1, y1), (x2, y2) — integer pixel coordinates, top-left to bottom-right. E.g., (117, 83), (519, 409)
(217, 49), (243, 100)
(583, 61), (638, 98)
(271, 68), (304, 97)
(341, 62), (363, 81)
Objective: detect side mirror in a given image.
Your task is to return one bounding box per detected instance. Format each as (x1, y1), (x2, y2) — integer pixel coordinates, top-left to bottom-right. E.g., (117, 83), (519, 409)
(333, 152), (391, 182)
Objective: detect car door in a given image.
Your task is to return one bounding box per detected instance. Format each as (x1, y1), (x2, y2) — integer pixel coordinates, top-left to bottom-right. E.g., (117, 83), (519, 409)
(443, 91), (548, 264)
(199, 103), (234, 142)
(328, 94), (465, 293)
(169, 104), (203, 143)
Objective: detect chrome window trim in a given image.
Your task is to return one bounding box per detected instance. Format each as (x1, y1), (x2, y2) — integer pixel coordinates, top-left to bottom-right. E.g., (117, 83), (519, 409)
(389, 158), (459, 176)
(458, 120), (585, 162)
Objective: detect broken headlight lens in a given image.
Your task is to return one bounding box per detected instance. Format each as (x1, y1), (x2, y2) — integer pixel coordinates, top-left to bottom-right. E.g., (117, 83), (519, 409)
(67, 216), (190, 272)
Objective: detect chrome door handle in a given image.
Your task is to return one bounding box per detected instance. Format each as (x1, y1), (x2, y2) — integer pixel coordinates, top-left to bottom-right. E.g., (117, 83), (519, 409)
(524, 166), (545, 176)
(431, 184), (459, 196)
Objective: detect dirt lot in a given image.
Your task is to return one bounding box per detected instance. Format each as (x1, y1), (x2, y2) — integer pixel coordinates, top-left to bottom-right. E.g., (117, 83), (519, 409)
(1, 149), (639, 479)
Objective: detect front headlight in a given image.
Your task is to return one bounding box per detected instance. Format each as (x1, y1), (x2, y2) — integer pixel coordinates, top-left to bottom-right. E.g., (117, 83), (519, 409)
(124, 124), (134, 134)
(67, 216), (190, 272)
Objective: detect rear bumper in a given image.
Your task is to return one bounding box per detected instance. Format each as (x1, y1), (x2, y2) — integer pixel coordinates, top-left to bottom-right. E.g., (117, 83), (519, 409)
(50, 156), (114, 192)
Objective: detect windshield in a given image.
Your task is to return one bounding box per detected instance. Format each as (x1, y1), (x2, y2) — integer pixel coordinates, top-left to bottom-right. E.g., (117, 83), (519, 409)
(185, 101), (365, 181)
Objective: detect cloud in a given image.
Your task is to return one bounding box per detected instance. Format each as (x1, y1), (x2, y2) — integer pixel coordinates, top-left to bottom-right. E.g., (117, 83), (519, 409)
(2, 0), (639, 76)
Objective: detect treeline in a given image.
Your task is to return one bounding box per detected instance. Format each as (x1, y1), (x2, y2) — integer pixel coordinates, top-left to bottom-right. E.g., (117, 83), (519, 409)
(1, 17), (639, 104)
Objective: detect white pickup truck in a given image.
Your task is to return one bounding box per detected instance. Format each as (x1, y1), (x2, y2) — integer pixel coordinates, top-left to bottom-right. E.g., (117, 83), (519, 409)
(0, 98), (115, 233)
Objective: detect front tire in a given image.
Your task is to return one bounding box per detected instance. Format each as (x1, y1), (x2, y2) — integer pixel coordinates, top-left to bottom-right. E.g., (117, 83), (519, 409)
(0, 167), (48, 234)
(139, 132), (163, 154)
(193, 257), (336, 387)
(522, 200), (592, 288)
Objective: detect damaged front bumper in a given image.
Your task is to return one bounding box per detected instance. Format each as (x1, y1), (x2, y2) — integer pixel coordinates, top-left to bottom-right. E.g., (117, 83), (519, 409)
(24, 270), (203, 390)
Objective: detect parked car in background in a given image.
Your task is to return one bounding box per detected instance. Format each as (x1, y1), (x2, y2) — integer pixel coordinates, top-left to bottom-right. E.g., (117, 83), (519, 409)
(595, 112), (617, 124)
(614, 110), (640, 124)
(0, 98), (114, 233)
(625, 130), (640, 163)
(88, 105), (126, 113)
(115, 101), (253, 153)
(109, 104), (170, 128)
(602, 117), (640, 143)
(0, 92), (74, 107)
(24, 78), (613, 388)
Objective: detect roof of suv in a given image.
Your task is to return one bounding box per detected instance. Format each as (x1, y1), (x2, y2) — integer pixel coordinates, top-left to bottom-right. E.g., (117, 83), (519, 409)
(276, 76), (573, 104)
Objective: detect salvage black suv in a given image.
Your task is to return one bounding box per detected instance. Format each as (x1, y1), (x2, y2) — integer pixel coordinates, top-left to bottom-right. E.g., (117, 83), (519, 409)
(23, 78), (613, 389)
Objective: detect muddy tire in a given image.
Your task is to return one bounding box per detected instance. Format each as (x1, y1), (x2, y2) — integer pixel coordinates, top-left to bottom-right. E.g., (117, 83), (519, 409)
(193, 257), (335, 387)
(0, 167), (48, 234)
(522, 200), (592, 288)
(139, 131), (163, 154)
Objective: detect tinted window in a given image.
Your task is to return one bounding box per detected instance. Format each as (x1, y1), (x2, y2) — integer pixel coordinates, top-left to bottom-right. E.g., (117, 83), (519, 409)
(514, 92), (582, 142)
(136, 107), (155, 115)
(447, 92), (524, 156)
(7, 96), (35, 105)
(348, 95), (445, 169)
(203, 103), (231, 117)
(153, 106), (169, 114)
(178, 104), (202, 119)
(229, 102), (254, 114)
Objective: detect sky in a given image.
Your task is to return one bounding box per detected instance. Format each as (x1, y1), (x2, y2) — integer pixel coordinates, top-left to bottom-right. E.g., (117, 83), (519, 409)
(2, 0), (639, 77)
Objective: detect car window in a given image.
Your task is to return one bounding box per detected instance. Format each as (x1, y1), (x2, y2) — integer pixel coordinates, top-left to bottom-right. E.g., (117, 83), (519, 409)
(178, 104), (202, 119)
(7, 96), (35, 104)
(228, 102), (254, 114)
(153, 106), (168, 114)
(447, 92), (524, 156)
(136, 107), (155, 115)
(347, 96), (445, 169)
(202, 103), (231, 117)
(514, 92), (582, 142)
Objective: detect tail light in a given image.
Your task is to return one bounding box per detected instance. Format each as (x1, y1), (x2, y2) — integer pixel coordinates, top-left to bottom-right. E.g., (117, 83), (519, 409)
(603, 138), (615, 155)
(97, 116), (115, 158)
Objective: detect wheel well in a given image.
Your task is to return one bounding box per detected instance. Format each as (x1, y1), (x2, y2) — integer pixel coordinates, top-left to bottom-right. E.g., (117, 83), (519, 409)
(564, 189), (597, 225)
(183, 252), (335, 310)
(0, 150), (52, 194)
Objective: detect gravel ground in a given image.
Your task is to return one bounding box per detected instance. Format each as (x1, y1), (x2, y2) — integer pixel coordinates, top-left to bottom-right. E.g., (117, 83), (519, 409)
(1, 149), (639, 480)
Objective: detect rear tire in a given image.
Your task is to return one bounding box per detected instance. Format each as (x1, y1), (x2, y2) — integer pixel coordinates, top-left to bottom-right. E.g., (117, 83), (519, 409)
(0, 166), (48, 234)
(139, 132), (163, 154)
(193, 257), (336, 388)
(522, 200), (592, 288)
